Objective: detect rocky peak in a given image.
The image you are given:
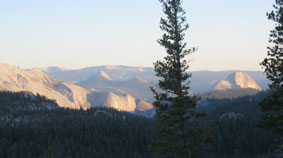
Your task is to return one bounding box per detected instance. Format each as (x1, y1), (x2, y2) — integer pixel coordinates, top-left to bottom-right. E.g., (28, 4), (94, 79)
(214, 71), (262, 91)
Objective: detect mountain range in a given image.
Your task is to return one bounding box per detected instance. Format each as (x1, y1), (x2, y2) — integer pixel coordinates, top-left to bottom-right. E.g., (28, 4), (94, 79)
(0, 63), (153, 115)
(41, 65), (269, 93)
(0, 63), (269, 116)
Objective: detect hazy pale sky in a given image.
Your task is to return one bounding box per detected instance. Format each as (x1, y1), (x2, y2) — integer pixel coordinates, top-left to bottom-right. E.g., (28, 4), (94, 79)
(0, 0), (274, 71)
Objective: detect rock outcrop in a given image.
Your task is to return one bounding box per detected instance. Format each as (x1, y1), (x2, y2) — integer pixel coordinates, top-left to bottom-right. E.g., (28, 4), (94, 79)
(213, 72), (262, 91)
(87, 92), (137, 112)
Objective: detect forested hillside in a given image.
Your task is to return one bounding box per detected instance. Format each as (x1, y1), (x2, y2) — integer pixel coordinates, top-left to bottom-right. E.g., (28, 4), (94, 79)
(0, 91), (273, 158)
(201, 88), (261, 100)
(202, 92), (272, 158)
(0, 91), (155, 158)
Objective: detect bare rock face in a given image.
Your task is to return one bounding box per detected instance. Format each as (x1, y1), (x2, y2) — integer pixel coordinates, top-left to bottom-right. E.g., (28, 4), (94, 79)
(214, 72), (262, 91)
(0, 63), (90, 109)
(213, 80), (232, 91)
(136, 100), (153, 111)
(0, 63), (154, 114)
(61, 83), (90, 110)
(87, 92), (137, 112)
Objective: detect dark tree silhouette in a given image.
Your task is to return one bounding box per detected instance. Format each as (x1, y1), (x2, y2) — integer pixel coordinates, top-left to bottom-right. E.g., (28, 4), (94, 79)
(259, 0), (283, 156)
(151, 0), (212, 158)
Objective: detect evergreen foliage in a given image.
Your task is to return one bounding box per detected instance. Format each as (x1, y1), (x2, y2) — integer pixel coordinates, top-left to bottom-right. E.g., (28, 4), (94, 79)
(0, 91), (155, 158)
(0, 91), (273, 158)
(259, 0), (283, 155)
(201, 88), (261, 100)
(151, 0), (211, 157)
(203, 93), (272, 158)
(0, 91), (58, 114)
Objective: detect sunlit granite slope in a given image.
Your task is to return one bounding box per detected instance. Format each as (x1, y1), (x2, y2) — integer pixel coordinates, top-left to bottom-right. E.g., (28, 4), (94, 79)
(0, 63), (153, 114)
(0, 63), (90, 109)
(213, 72), (262, 91)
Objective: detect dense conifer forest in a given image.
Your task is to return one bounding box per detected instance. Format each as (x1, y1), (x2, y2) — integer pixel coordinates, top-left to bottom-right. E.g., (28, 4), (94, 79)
(201, 88), (261, 99)
(202, 92), (272, 158)
(0, 91), (273, 158)
(0, 91), (155, 158)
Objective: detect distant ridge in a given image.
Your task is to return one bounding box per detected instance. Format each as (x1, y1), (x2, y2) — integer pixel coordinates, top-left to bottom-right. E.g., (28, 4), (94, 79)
(39, 66), (70, 73)
(41, 65), (269, 93)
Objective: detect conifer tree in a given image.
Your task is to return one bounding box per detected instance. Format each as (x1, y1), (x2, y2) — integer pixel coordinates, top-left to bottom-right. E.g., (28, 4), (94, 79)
(259, 0), (283, 155)
(151, 0), (211, 158)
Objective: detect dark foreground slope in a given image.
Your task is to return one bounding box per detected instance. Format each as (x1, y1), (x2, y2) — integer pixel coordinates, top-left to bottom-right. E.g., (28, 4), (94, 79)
(201, 91), (273, 158)
(0, 91), (273, 158)
(0, 91), (155, 158)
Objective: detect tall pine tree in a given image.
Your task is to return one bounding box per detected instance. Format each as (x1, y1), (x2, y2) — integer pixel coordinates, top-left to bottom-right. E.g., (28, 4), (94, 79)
(151, 0), (211, 158)
(259, 0), (283, 156)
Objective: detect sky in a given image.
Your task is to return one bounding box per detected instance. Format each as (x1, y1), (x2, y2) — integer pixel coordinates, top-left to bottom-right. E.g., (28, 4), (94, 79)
(0, 0), (275, 71)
